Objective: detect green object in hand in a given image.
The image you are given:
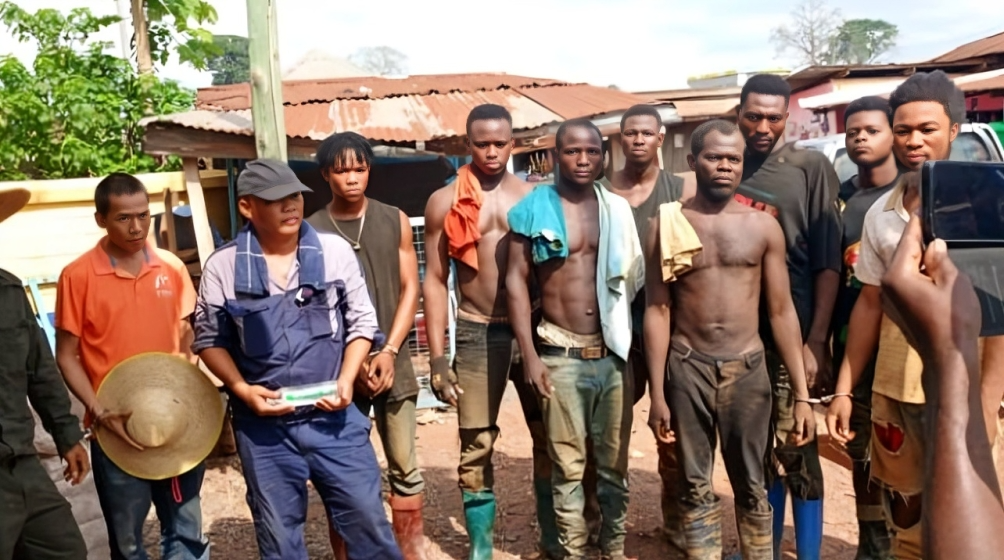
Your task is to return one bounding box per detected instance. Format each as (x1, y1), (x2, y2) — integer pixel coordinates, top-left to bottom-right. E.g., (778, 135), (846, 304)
(278, 381), (338, 407)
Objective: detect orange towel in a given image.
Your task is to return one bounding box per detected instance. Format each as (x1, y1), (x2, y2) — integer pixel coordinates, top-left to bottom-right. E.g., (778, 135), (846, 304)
(444, 165), (483, 271)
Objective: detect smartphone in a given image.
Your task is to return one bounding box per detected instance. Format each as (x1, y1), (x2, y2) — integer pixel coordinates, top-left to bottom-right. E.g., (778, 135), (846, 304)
(921, 160), (1004, 336)
(922, 160), (1004, 246)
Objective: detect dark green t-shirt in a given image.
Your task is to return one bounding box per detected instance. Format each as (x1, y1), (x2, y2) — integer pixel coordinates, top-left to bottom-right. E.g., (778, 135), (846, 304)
(734, 143), (843, 343)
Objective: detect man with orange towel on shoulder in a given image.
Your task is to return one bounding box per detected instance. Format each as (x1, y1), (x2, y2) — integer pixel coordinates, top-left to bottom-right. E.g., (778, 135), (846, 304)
(423, 104), (559, 559)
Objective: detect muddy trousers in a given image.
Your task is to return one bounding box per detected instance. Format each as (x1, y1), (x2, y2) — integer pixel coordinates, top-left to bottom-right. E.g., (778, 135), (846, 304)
(0, 454), (86, 560)
(453, 318), (557, 557)
(668, 341), (773, 560)
(847, 383), (893, 560)
(765, 353), (824, 560)
(539, 353), (631, 559)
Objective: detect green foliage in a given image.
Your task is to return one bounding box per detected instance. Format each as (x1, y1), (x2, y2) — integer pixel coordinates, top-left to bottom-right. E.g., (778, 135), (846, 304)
(144, 0), (220, 70)
(829, 19), (899, 64)
(771, 0), (898, 66)
(207, 34), (249, 85)
(0, 2), (194, 180)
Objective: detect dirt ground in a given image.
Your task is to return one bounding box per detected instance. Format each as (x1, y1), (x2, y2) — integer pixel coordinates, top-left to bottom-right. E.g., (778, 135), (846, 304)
(142, 386), (1004, 560)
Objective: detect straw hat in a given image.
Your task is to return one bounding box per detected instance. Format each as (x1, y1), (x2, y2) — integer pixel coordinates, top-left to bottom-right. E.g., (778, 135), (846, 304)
(0, 186), (30, 224)
(95, 352), (225, 480)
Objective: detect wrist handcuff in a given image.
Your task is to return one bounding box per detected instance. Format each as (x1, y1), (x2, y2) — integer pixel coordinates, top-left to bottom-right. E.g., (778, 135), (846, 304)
(796, 393), (853, 405)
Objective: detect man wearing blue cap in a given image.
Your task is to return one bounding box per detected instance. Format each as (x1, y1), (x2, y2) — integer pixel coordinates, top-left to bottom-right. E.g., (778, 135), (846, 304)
(193, 159), (402, 560)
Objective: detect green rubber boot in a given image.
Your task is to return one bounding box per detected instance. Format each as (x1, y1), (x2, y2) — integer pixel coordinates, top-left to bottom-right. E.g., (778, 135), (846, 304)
(533, 478), (562, 559)
(462, 490), (496, 560)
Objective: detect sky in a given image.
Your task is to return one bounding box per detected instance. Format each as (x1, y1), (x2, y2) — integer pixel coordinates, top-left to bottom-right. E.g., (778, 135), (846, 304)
(3, 0), (1004, 92)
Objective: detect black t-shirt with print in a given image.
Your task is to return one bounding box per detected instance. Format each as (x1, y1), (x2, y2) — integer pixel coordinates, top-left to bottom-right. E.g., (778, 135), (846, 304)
(734, 143), (842, 345)
(830, 175), (899, 374)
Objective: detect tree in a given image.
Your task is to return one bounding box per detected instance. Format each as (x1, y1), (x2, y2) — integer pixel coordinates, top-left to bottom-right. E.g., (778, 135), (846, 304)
(829, 19), (899, 64)
(0, 3), (194, 180)
(770, 0), (841, 66)
(771, 0), (898, 67)
(349, 46), (408, 76)
(207, 34), (249, 85)
(130, 0), (218, 76)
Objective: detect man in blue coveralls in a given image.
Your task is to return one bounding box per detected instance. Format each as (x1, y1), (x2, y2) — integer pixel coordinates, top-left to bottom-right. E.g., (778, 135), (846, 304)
(193, 159), (403, 560)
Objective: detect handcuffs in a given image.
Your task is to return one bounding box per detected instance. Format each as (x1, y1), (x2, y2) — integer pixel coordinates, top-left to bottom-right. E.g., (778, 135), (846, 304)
(795, 392), (853, 405)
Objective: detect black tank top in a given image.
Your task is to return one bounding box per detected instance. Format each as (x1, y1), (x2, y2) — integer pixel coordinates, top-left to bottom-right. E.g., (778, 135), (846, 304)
(306, 199), (419, 401)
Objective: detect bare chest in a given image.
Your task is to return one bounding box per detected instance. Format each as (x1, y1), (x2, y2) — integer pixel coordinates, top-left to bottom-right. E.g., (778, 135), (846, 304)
(688, 214), (762, 270)
(561, 198), (599, 255)
(478, 185), (524, 236)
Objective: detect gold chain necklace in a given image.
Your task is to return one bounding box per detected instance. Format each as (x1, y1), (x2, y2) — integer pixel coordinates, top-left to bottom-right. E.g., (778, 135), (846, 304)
(327, 201), (367, 251)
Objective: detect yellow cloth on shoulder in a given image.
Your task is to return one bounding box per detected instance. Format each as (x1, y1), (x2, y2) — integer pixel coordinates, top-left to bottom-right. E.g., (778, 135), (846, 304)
(659, 201), (702, 283)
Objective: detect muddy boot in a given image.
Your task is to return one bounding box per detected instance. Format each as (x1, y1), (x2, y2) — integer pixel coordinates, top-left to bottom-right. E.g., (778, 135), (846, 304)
(391, 493), (428, 560)
(462, 490), (496, 560)
(737, 508), (774, 560)
(682, 504), (722, 560)
(766, 478), (787, 560)
(327, 524), (348, 560)
(855, 519), (893, 560)
(533, 478), (562, 559)
(658, 440), (686, 555)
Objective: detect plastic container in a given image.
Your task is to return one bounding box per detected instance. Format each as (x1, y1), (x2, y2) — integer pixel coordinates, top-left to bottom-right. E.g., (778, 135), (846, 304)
(277, 381), (338, 407)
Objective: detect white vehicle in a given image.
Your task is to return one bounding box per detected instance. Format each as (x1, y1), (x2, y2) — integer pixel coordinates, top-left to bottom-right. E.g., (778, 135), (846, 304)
(795, 123), (1004, 183)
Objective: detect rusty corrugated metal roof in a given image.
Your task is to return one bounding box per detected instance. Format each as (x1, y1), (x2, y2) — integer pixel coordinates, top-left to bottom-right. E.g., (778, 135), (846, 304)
(931, 30), (1004, 63)
(144, 90), (564, 144)
(516, 84), (655, 119)
(197, 73), (567, 109)
(956, 69), (1004, 93)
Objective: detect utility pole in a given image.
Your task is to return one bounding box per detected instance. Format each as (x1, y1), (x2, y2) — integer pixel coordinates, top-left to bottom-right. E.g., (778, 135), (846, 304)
(116, 0), (132, 62)
(246, 0), (287, 160)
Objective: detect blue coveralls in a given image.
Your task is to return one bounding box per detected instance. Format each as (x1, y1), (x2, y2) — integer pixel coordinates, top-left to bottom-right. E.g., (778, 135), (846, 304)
(211, 225), (402, 560)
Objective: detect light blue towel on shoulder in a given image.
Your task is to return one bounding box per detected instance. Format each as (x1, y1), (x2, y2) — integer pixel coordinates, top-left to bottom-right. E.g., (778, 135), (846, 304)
(506, 184), (568, 264)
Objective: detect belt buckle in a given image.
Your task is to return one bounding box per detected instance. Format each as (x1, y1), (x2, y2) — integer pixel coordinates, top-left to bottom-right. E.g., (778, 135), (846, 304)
(581, 346), (604, 360)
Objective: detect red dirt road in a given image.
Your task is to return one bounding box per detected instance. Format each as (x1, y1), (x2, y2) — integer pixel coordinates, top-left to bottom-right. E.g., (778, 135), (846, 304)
(142, 384), (884, 559)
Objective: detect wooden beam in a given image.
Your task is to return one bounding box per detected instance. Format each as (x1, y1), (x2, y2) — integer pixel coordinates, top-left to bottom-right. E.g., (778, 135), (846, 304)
(163, 188), (178, 253)
(183, 158), (216, 269)
(142, 124), (318, 161)
(246, 0), (286, 160)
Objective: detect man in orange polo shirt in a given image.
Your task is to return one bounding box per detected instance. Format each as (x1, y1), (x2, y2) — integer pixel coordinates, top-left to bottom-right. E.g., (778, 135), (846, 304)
(55, 173), (209, 560)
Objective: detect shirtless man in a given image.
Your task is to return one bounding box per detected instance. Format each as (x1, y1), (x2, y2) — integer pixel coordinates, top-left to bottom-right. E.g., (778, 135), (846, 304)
(605, 103), (690, 552)
(507, 119), (643, 560)
(422, 104), (557, 559)
(645, 119), (816, 560)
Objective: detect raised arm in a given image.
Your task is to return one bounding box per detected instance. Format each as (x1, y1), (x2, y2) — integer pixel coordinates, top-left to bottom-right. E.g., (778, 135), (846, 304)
(762, 216), (815, 445)
(879, 216), (1004, 559)
(643, 217), (674, 444)
(506, 234), (551, 397)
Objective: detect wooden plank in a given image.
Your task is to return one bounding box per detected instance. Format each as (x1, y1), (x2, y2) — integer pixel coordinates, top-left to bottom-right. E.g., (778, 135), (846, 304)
(183, 158), (216, 269)
(142, 124), (318, 161)
(163, 188), (178, 253)
(246, 0), (287, 160)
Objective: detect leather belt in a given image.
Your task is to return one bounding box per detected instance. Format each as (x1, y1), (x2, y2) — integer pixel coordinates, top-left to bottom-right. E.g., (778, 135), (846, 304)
(539, 344), (609, 360)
